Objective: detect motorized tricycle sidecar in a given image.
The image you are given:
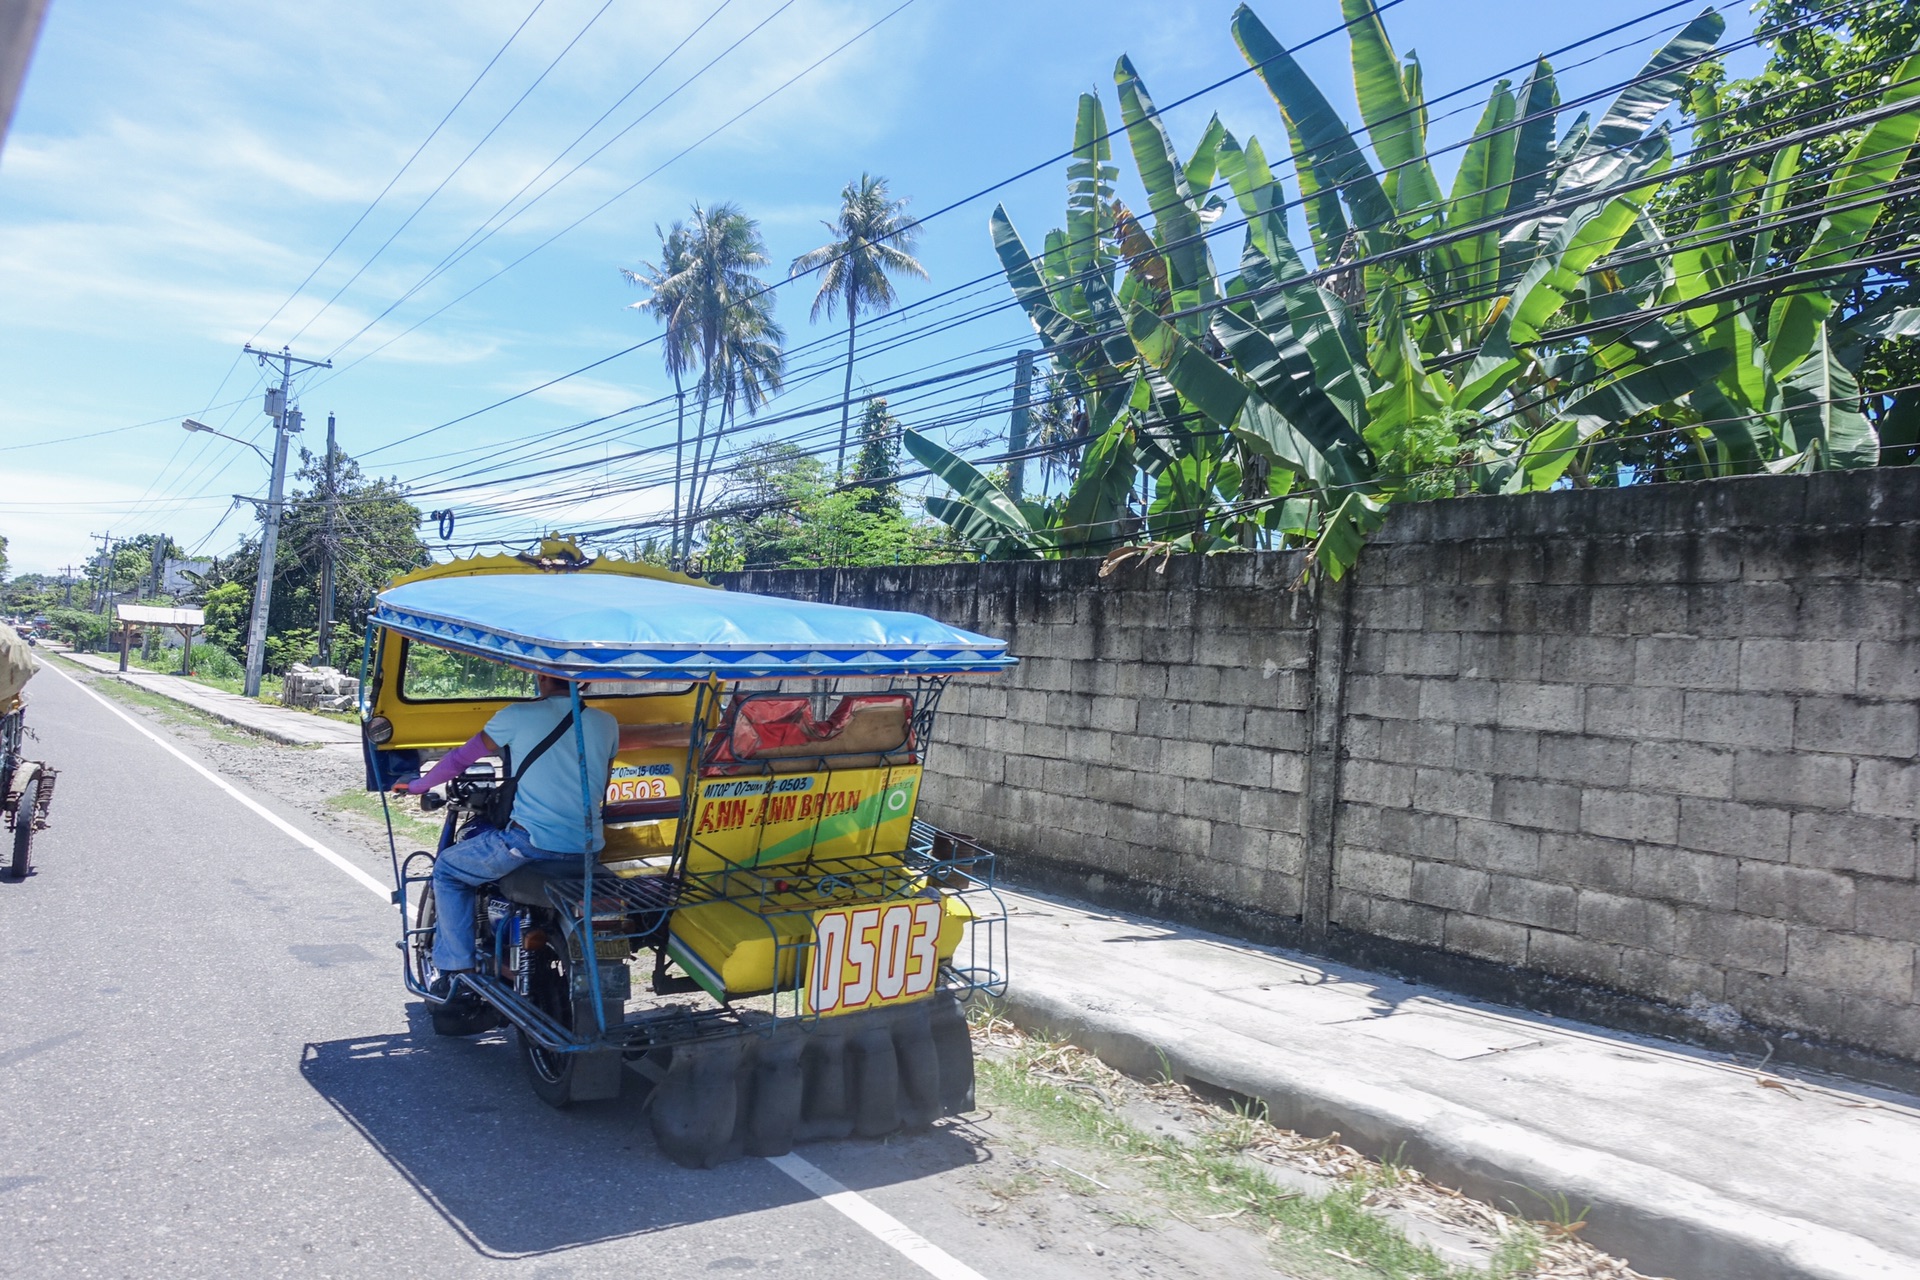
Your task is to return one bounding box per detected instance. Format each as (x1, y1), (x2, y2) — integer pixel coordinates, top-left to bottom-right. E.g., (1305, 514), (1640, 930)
(359, 540), (1013, 1167)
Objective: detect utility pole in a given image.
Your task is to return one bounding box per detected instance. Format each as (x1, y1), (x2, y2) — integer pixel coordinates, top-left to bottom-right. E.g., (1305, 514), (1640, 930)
(239, 344), (331, 698)
(147, 537), (166, 600)
(1007, 349), (1035, 505)
(59, 564), (75, 607)
(88, 531), (113, 617)
(317, 412), (338, 667)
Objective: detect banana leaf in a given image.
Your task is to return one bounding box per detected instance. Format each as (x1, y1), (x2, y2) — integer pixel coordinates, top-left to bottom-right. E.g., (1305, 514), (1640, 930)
(1502, 58), (1561, 244)
(1125, 304), (1249, 427)
(1340, 0), (1443, 218)
(1748, 143), (1801, 280)
(1065, 93), (1119, 316)
(1559, 11), (1723, 193)
(1281, 103), (1350, 264)
(1557, 346), (1733, 444)
(1232, 4), (1396, 235)
(1767, 44), (1920, 377)
(1214, 129), (1286, 265)
(1880, 390), (1920, 463)
(1041, 229), (1071, 294)
(1364, 284), (1450, 454)
(1783, 323), (1880, 468)
(1447, 80), (1518, 298)
(1147, 451), (1214, 543)
(990, 205), (1088, 373)
(1059, 414), (1139, 552)
(1456, 187), (1657, 410)
(1185, 113), (1229, 206)
(1403, 51), (1429, 150)
(1314, 491), (1387, 580)
(904, 429), (1035, 542)
(1114, 56), (1217, 324)
(1500, 419), (1579, 493)
(1213, 312), (1369, 483)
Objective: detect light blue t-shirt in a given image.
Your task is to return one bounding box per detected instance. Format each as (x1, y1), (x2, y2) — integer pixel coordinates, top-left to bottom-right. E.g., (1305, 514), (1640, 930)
(485, 695), (619, 854)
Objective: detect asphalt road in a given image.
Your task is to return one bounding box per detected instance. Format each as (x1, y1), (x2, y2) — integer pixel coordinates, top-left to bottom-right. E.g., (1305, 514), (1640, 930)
(0, 662), (1069, 1279)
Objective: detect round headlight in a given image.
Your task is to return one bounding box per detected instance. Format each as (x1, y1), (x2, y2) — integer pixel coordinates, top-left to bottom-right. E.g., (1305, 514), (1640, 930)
(366, 715), (394, 744)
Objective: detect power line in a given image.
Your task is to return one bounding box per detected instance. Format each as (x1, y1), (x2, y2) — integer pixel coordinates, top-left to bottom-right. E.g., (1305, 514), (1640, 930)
(285, 0), (617, 347)
(308, 0), (764, 371)
(353, 0), (1838, 474)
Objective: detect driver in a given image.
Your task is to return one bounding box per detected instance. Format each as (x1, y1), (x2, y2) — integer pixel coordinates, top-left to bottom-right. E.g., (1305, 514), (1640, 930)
(396, 672), (619, 998)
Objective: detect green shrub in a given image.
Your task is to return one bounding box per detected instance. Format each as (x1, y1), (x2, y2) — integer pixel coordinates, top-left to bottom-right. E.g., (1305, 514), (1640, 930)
(187, 644), (242, 680)
(45, 607), (108, 650)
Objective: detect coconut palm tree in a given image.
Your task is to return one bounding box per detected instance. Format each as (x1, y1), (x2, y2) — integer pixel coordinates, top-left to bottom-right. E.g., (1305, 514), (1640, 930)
(690, 298), (786, 525)
(624, 221), (698, 558)
(790, 174), (928, 475)
(644, 203), (784, 561)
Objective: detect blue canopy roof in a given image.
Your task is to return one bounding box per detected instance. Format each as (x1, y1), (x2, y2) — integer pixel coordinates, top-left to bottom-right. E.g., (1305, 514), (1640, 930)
(372, 573), (1015, 680)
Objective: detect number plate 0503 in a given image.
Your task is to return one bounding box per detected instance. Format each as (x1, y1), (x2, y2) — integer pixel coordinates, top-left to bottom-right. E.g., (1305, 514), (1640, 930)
(805, 898), (943, 1016)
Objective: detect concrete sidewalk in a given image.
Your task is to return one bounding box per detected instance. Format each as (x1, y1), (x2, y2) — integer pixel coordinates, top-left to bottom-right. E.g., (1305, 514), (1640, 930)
(999, 889), (1920, 1280)
(56, 651), (361, 746)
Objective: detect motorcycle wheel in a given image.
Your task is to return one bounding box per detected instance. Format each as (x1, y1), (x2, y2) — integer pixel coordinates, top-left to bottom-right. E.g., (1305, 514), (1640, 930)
(6, 776), (35, 880)
(520, 942), (580, 1107)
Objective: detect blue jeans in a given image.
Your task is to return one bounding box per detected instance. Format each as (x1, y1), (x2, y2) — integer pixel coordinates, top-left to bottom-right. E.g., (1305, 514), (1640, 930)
(430, 825), (571, 973)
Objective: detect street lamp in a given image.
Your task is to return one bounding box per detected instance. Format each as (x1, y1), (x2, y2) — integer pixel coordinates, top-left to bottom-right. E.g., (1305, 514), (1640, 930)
(181, 418), (272, 467)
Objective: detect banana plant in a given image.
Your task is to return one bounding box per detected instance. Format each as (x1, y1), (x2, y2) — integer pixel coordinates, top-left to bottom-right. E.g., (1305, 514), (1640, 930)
(925, 1), (1907, 577)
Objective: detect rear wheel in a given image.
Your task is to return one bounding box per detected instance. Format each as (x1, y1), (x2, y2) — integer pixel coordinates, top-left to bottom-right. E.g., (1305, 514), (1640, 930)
(521, 943), (580, 1106)
(519, 942), (623, 1106)
(6, 775), (36, 881)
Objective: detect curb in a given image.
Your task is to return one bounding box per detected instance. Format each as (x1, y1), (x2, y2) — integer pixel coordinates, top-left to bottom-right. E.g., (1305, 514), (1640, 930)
(995, 984), (1916, 1280)
(58, 657), (341, 748)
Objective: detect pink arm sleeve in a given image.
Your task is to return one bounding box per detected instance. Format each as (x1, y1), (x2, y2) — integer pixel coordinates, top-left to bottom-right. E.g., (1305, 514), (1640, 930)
(408, 732), (492, 792)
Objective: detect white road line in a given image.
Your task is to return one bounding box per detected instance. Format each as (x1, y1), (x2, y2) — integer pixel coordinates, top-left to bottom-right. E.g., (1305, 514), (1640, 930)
(767, 1153), (989, 1280)
(42, 661), (390, 902)
(50, 659), (991, 1279)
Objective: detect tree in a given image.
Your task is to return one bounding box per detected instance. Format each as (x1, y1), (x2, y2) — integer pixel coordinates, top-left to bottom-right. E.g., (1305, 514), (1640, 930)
(1664, 0), (1920, 464)
(0, 532), (8, 582)
(648, 203), (785, 562)
(205, 447), (428, 671)
(624, 222), (700, 558)
(702, 437), (958, 571)
(0, 572), (63, 616)
(790, 174), (929, 475)
(690, 289), (785, 528)
(201, 582), (250, 661)
(850, 397), (902, 514)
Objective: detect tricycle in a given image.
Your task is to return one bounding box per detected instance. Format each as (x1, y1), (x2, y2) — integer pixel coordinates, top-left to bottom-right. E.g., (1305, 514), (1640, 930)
(359, 539), (1013, 1166)
(2, 623), (56, 881)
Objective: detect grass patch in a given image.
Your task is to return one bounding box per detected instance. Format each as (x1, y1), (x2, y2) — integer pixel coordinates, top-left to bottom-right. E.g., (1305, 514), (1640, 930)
(86, 672), (260, 745)
(329, 788), (444, 850)
(121, 652), (359, 724)
(974, 1023), (1548, 1280)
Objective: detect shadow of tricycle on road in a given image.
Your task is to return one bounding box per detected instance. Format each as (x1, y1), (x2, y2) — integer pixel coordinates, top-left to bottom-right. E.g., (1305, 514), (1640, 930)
(299, 1005), (993, 1260)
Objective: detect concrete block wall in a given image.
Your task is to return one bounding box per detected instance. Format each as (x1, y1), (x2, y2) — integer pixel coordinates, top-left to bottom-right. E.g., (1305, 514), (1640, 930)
(727, 468), (1920, 1066)
(1335, 471), (1920, 1060)
(727, 556), (1320, 933)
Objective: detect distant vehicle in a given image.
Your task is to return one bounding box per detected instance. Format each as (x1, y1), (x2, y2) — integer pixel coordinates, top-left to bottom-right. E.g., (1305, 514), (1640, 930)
(2, 624), (56, 880)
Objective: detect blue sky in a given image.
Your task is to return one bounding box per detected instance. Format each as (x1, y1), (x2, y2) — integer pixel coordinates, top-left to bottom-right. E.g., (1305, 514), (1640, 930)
(0, 0), (1761, 576)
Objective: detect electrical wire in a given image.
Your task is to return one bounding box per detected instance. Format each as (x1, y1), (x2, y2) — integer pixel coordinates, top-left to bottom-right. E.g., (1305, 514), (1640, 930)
(285, 0), (621, 348)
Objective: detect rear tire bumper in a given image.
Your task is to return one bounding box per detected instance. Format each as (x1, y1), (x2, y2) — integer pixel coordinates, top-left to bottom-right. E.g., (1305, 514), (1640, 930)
(648, 992), (975, 1169)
